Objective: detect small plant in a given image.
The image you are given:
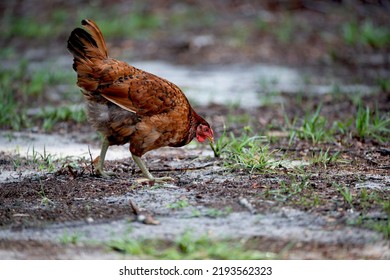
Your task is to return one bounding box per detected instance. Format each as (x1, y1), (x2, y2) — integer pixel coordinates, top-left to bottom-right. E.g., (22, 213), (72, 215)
(335, 183), (353, 208)
(205, 207), (232, 218)
(167, 199), (189, 210)
(377, 78), (390, 92)
(209, 126), (229, 158)
(0, 62), (30, 130)
(355, 103), (390, 143)
(108, 232), (276, 259)
(190, 209), (201, 218)
(38, 105), (87, 132)
(343, 20), (390, 49)
(60, 231), (81, 245)
(371, 219), (390, 239)
(333, 118), (353, 136)
(226, 134), (278, 173)
(309, 148), (343, 168)
(38, 182), (54, 206)
(274, 15), (295, 44)
(291, 106), (333, 144)
(270, 176), (309, 202)
(27, 146), (57, 172)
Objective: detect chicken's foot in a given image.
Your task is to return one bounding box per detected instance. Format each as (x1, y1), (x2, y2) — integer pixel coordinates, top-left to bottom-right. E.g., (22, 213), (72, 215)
(94, 138), (116, 178)
(131, 154), (173, 182)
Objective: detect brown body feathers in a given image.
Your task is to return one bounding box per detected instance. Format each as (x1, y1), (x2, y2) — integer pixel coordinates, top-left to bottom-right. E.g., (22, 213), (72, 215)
(67, 19), (212, 157)
(67, 20), (213, 180)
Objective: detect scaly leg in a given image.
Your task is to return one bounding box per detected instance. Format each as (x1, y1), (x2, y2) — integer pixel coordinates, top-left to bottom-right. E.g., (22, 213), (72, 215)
(94, 138), (115, 177)
(131, 154), (173, 182)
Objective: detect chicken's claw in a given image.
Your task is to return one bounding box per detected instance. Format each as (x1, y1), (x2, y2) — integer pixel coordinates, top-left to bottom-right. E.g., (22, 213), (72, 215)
(136, 176), (174, 184)
(95, 168), (117, 178)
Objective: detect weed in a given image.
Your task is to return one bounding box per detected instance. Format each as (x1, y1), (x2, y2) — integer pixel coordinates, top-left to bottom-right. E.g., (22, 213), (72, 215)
(167, 199), (189, 210)
(38, 182), (54, 206)
(312, 194), (321, 207)
(309, 148), (344, 168)
(270, 176), (310, 202)
(205, 207), (232, 218)
(335, 183), (353, 208)
(209, 125), (229, 158)
(377, 78), (390, 92)
(291, 106), (333, 144)
(76, 5), (161, 40)
(274, 15), (295, 44)
(26, 146), (56, 172)
(228, 22), (251, 48)
(355, 103), (390, 143)
(190, 209), (202, 218)
(167, 6), (216, 30)
(333, 118), (353, 136)
(60, 231), (81, 245)
(350, 198), (390, 238)
(108, 231), (276, 259)
(38, 105), (87, 132)
(226, 134), (279, 173)
(371, 219), (390, 239)
(343, 20), (390, 49)
(0, 62), (30, 130)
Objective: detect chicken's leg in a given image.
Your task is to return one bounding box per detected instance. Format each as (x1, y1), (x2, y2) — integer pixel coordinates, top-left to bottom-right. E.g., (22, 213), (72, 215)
(94, 138), (115, 177)
(131, 154), (173, 182)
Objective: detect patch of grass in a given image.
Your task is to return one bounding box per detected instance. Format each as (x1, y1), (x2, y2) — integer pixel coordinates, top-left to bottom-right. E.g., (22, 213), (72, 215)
(267, 176), (310, 203)
(0, 59), (79, 131)
(333, 118), (354, 136)
(335, 183), (353, 208)
(371, 219), (390, 239)
(228, 22), (252, 48)
(27, 146), (57, 172)
(377, 78), (390, 93)
(60, 231), (81, 245)
(0, 61), (30, 130)
(109, 232), (276, 259)
(205, 207), (232, 218)
(342, 20), (390, 49)
(364, 198), (390, 238)
(290, 106), (333, 144)
(355, 103), (390, 143)
(167, 6), (216, 31)
(211, 127), (279, 173)
(225, 133), (279, 173)
(349, 199), (390, 239)
(38, 105), (87, 132)
(309, 148), (344, 168)
(167, 199), (189, 210)
(38, 181), (54, 207)
(274, 15), (295, 44)
(209, 126), (229, 158)
(2, 14), (66, 39)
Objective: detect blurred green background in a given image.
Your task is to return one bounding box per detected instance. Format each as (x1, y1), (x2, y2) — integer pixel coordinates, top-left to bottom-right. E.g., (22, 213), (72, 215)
(0, 0), (389, 131)
(1, 0), (389, 64)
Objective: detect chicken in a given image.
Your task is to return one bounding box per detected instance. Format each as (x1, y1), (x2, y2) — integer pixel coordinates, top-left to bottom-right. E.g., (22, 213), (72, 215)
(67, 19), (214, 182)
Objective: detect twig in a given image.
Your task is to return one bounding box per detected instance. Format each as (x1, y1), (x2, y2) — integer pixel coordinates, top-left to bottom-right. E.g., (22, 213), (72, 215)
(129, 200), (160, 225)
(88, 145), (95, 175)
(148, 162), (215, 173)
(238, 197), (257, 215)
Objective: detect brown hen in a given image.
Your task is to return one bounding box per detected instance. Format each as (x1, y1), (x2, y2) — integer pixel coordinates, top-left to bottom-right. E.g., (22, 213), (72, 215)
(67, 19), (213, 181)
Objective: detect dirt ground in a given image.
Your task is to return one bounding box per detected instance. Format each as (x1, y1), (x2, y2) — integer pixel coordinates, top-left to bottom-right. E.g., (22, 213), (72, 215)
(1, 93), (389, 259)
(0, 0), (389, 259)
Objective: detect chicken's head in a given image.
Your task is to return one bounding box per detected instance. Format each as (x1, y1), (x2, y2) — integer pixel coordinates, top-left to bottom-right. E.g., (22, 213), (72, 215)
(196, 123), (214, 143)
